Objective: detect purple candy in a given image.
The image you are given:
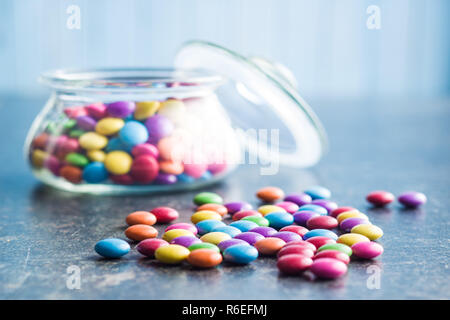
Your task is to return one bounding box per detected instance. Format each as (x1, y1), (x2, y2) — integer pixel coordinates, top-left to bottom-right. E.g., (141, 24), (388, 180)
(154, 173), (177, 185)
(340, 217), (370, 232)
(272, 231), (302, 243)
(145, 115), (174, 142)
(76, 115), (97, 131)
(170, 236), (201, 247)
(107, 101), (135, 118)
(234, 232), (264, 246)
(293, 211), (320, 227)
(225, 202), (253, 214)
(284, 193), (312, 206)
(250, 226), (277, 237)
(310, 199), (338, 213)
(398, 191), (427, 208)
(217, 239), (249, 252)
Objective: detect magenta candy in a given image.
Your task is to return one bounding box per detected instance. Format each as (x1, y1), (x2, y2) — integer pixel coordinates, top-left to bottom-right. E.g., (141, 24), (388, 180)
(208, 162), (227, 175)
(183, 162), (208, 179)
(398, 191), (427, 208)
(272, 231), (302, 243)
(284, 193), (312, 206)
(351, 242), (384, 259)
(170, 235), (201, 247)
(154, 173), (177, 185)
(132, 143), (159, 159)
(234, 232), (264, 246)
(217, 238), (249, 251)
(275, 201), (299, 213)
(165, 223), (198, 235)
(76, 115), (97, 131)
(85, 102), (107, 119)
(59, 138), (79, 153)
(310, 199), (338, 213)
(310, 257), (348, 279)
(293, 211), (319, 227)
(44, 155), (61, 176)
(145, 114), (174, 142)
(225, 202), (253, 214)
(136, 238), (168, 257)
(250, 226), (277, 237)
(107, 101), (135, 118)
(340, 217), (371, 232)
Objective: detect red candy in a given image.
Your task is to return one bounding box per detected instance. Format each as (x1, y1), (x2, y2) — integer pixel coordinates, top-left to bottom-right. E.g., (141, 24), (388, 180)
(306, 216), (338, 230)
(277, 254), (313, 275)
(136, 238), (169, 258)
(283, 240), (317, 252)
(130, 155), (159, 183)
(277, 245), (314, 258)
(366, 190), (395, 207)
(306, 236), (336, 249)
(279, 225), (309, 237)
(313, 250), (350, 264)
(330, 206), (356, 218)
(151, 207), (179, 223)
(110, 174), (134, 185)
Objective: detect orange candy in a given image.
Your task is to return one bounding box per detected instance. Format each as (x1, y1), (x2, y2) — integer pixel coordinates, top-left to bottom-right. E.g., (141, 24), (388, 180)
(256, 186), (285, 202)
(59, 165), (82, 183)
(159, 160), (184, 175)
(196, 203), (228, 217)
(254, 237), (286, 255)
(124, 224), (158, 241)
(125, 211), (157, 226)
(187, 249), (223, 268)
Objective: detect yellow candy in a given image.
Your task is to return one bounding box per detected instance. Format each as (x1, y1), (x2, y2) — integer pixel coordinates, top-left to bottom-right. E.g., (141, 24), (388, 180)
(134, 101), (160, 120)
(190, 210), (222, 224)
(87, 150), (106, 162)
(104, 151), (132, 175)
(337, 210), (368, 224)
(200, 232), (231, 245)
(158, 99), (186, 124)
(79, 132), (108, 150)
(155, 244), (190, 264)
(162, 229), (194, 242)
(337, 233), (370, 246)
(31, 149), (48, 168)
(258, 205), (287, 216)
(96, 118), (125, 136)
(351, 224), (383, 240)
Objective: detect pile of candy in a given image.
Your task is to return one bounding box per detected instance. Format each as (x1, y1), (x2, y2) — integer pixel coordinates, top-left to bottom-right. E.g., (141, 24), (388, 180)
(94, 187), (426, 280)
(29, 97), (236, 186)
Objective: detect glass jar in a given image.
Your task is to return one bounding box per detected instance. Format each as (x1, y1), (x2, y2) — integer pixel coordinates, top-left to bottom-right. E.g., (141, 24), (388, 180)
(25, 41), (327, 194)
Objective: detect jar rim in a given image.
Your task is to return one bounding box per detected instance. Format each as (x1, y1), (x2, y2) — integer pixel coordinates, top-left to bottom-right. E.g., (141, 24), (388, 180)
(39, 67), (224, 93)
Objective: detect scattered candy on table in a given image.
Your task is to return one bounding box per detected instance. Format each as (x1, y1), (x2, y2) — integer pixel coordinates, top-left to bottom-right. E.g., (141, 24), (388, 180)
(397, 191), (427, 208)
(95, 238), (130, 258)
(366, 190), (395, 207)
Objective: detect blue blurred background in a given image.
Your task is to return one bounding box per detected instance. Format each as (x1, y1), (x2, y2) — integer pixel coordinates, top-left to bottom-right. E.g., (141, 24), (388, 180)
(0, 0), (449, 99)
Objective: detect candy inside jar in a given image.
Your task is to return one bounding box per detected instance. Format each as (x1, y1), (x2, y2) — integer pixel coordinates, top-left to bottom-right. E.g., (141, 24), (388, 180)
(26, 68), (240, 194)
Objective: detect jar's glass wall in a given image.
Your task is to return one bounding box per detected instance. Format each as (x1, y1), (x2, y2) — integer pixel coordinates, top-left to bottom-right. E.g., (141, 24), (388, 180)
(25, 86), (240, 194)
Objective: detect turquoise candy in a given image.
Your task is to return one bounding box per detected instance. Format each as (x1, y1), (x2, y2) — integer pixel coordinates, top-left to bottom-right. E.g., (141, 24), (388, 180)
(95, 238), (130, 258)
(106, 137), (133, 153)
(297, 204), (328, 215)
(119, 121), (149, 147)
(196, 219), (226, 235)
(223, 244), (258, 264)
(264, 211), (294, 229)
(304, 186), (331, 200)
(212, 225), (242, 237)
(229, 220), (259, 232)
(303, 229), (338, 241)
(82, 162), (109, 183)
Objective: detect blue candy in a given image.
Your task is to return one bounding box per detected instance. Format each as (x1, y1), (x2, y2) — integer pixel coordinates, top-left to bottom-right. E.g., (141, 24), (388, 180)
(94, 238), (130, 258)
(177, 173), (195, 184)
(106, 137), (132, 153)
(303, 229), (338, 241)
(196, 219), (226, 235)
(223, 244), (258, 264)
(198, 171), (213, 181)
(264, 211), (294, 229)
(297, 204), (328, 215)
(304, 186), (331, 200)
(212, 225), (242, 237)
(229, 220), (259, 232)
(119, 121), (149, 147)
(82, 162), (108, 183)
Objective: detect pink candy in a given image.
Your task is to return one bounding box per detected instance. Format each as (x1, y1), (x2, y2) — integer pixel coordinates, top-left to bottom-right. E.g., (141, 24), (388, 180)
(351, 241), (384, 259)
(132, 143), (159, 159)
(275, 201), (300, 213)
(310, 258), (348, 279)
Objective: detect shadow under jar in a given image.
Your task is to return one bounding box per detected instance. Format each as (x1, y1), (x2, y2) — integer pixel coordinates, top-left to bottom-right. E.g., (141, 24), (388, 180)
(25, 68), (240, 194)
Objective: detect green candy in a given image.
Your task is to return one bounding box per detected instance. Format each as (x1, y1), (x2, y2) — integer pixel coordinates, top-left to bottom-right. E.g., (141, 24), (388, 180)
(69, 129), (85, 138)
(188, 242), (220, 252)
(65, 152), (89, 167)
(63, 119), (77, 130)
(317, 243), (352, 257)
(242, 216), (269, 227)
(45, 121), (63, 135)
(193, 192), (223, 206)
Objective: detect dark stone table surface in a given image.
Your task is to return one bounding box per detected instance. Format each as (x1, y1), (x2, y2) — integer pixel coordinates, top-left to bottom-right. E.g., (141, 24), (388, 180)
(0, 94), (449, 299)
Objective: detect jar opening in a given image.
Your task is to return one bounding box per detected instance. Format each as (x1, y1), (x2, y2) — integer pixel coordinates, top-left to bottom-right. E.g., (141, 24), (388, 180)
(39, 67), (223, 93)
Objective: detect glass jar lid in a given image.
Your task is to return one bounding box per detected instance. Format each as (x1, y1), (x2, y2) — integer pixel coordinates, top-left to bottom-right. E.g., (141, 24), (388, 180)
(174, 41), (327, 168)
